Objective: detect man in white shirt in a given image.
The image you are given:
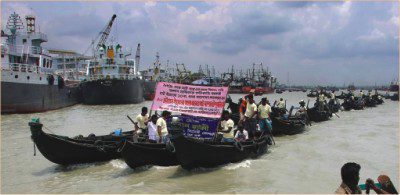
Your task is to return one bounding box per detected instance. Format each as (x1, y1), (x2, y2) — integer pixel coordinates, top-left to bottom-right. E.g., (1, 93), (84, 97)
(218, 110), (235, 142)
(277, 98), (285, 109)
(147, 114), (159, 142)
(234, 124), (249, 142)
(156, 110), (171, 143)
(243, 94), (258, 139)
(135, 107), (149, 134)
(258, 97), (272, 134)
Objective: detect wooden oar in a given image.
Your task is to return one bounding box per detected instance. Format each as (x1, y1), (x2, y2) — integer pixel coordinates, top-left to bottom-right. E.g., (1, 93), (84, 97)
(127, 115), (139, 129)
(333, 112), (340, 118)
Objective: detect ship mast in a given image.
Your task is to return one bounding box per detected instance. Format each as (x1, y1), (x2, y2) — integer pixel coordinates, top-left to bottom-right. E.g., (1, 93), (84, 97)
(6, 12), (24, 36)
(135, 43), (140, 72)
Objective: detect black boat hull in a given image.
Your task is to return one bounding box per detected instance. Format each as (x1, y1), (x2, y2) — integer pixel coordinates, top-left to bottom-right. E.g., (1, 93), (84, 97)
(29, 122), (131, 165)
(81, 79), (144, 105)
(1, 82), (81, 114)
(271, 117), (306, 135)
(307, 107), (331, 122)
(120, 141), (178, 169)
(172, 135), (268, 170)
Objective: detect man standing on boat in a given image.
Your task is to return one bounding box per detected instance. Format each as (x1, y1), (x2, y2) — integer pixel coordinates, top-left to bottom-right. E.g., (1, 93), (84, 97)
(157, 111), (171, 143)
(258, 97), (272, 135)
(135, 107), (149, 134)
(243, 94), (258, 139)
(218, 110), (235, 142)
(318, 90), (326, 112)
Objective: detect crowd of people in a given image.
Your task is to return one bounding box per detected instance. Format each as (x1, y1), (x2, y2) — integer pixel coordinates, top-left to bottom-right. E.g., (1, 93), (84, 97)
(130, 95), (396, 193)
(132, 107), (172, 143)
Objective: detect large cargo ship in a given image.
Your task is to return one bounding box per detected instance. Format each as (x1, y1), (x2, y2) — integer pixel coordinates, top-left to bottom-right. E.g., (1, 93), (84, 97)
(81, 43), (143, 104)
(80, 15), (143, 105)
(1, 12), (81, 114)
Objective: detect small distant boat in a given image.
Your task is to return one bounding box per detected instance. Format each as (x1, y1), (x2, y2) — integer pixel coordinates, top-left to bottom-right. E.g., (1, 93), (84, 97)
(276, 89), (283, 94)
(391, 93), (399, 101)
(389, 81), (399, 92)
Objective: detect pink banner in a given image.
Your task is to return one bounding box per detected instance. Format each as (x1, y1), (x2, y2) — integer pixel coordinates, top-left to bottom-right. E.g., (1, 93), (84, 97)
(151, 82), (228, 118)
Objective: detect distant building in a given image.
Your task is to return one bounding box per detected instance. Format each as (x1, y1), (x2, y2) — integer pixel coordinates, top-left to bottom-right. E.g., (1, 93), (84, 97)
(48, 49), (90, 70)
(48, 49), (90, 82)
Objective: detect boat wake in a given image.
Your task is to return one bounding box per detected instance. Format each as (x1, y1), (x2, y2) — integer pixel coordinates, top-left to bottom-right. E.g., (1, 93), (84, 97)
(130, 181), (145, 187)
(109, 160), (128, 169)
(153, 165), (178, 170)
(223, 160), (252, 170)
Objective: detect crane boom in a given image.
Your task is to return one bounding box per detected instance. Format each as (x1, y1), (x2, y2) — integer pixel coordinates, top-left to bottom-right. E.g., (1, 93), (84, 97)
(96, 14), (117, 51)
(84, 14), (117, 55)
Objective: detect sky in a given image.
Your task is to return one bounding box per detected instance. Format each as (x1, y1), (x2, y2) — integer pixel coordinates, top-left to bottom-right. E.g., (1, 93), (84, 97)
(1, 1), (399, 86)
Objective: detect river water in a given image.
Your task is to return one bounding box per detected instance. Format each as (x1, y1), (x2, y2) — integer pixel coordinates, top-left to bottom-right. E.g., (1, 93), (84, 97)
(1, 91), (398, 193)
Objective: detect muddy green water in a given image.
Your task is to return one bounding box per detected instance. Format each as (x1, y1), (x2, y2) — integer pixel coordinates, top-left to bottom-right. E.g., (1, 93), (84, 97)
(1, 92), (398, 193)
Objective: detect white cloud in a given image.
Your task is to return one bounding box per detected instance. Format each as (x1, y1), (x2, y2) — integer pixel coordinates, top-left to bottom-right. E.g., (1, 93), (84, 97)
(357, 28), (386, 41)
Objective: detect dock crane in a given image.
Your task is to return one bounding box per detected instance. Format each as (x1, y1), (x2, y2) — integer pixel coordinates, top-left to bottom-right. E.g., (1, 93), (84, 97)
(84, 14), (117, 55)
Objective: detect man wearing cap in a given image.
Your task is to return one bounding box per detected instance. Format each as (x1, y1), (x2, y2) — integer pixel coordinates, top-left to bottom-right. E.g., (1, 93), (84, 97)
(295, 100), (307, 117)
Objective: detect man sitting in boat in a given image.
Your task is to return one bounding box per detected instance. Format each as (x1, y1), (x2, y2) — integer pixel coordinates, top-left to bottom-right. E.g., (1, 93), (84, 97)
(147, 114), (159, 143)
(258, 97), (272, 134)
(234, 124), (249, 142)
(218, 110), (235, 142)
(157, 111), (171, 143)
(335, 162), (362, 194)
(275, 98), (286, 117)
(277, 98), (285, 109)
(135, 107), (149, 134)
(358, 90), (364, 98)
(295, 100), (307, 117)
(243, 94), (258, 140)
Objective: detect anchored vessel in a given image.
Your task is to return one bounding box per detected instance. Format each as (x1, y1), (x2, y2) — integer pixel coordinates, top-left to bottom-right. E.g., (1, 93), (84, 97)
(80, 14), (144, 105)
(81, 43), (144, 104)
(1, 12), (80, 114)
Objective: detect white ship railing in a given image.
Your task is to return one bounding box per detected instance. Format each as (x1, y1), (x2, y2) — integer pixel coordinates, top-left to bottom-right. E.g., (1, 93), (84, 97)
(1, 63), (51, 74)
(5, 45), (48, 55)
(87, 74), (138, 81)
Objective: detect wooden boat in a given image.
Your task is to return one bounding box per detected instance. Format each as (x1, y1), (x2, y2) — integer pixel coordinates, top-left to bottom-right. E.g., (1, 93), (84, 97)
(307, 106), (331, 122)
(271, 116), (306, 135)
(29, 120), (136, 165)
(171, 134), (269, 170)
(307, 91), (318, 97)
(328, 99), (341, 113)
(119, 141), (178, 169)
(364, 97), (377, 107)
(391, 93), (399, 101)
